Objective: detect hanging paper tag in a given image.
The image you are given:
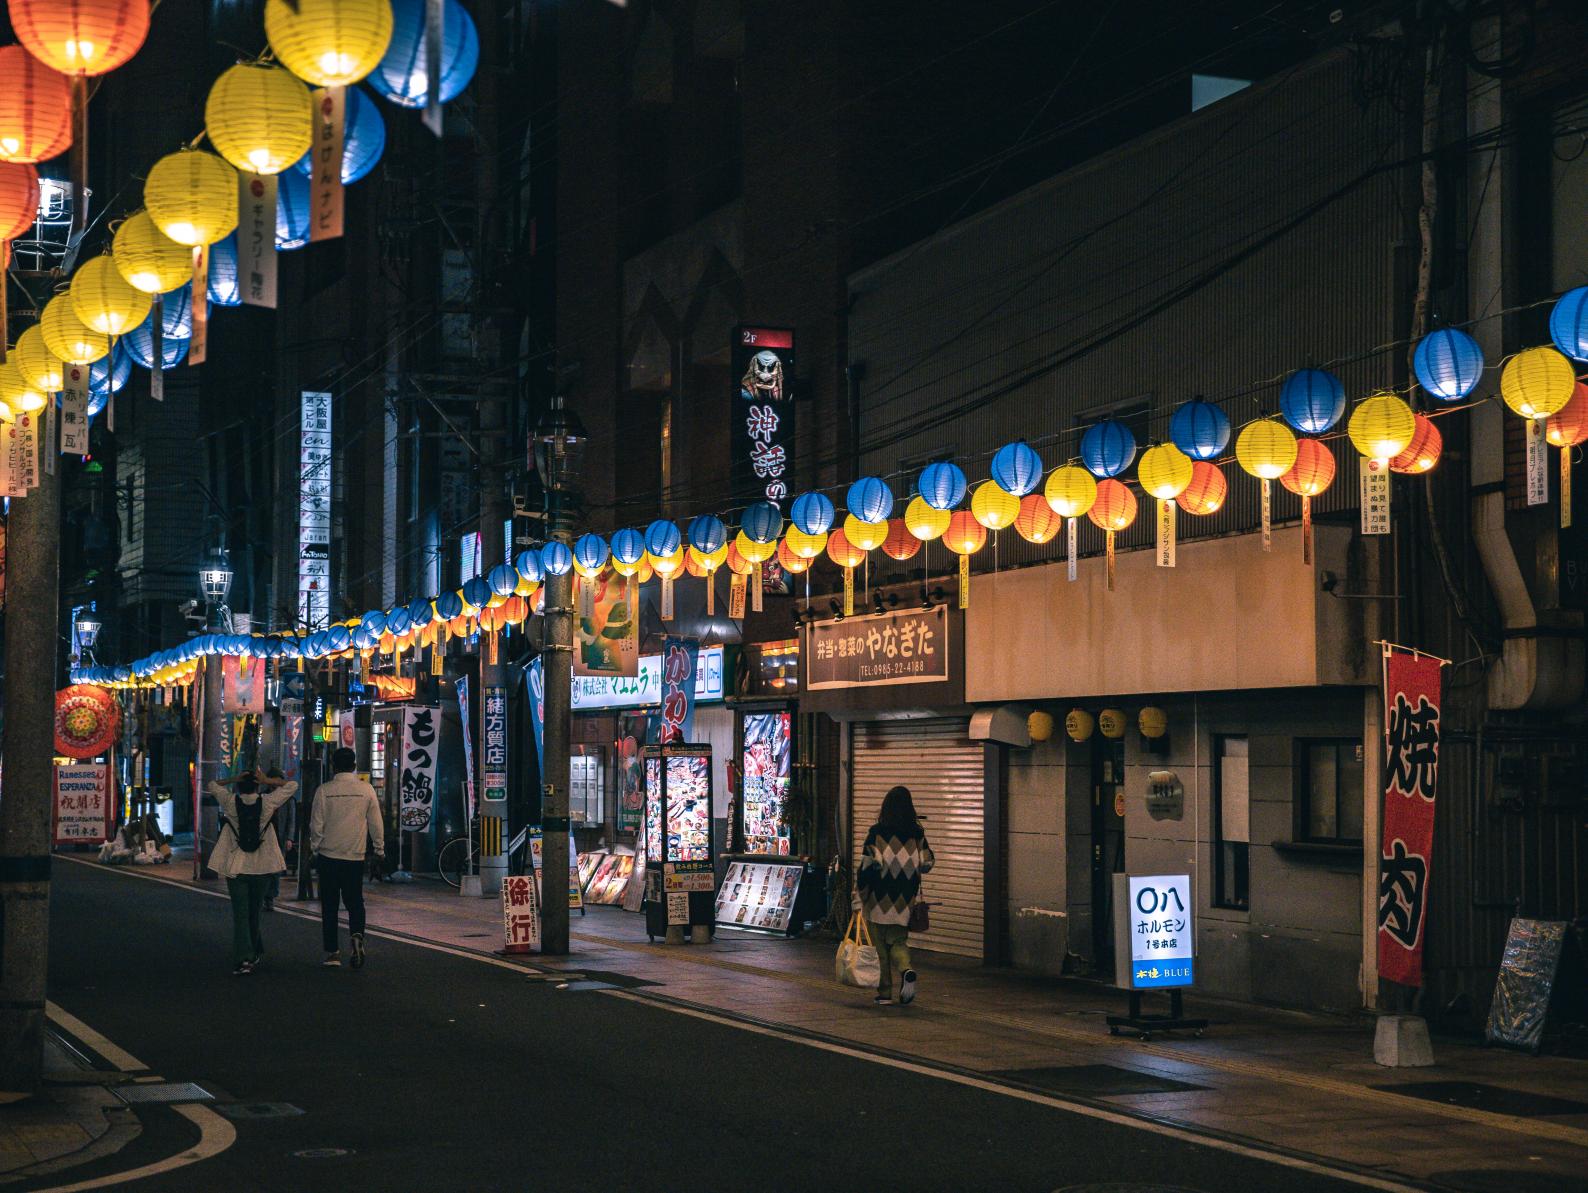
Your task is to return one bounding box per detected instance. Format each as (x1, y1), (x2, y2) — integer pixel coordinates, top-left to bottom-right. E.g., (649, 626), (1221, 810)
(1105, 529), (1117, 592)
(1525, 417), (1548, 507)
(1562, 449), (1573, 530)
(0, 425), (13, 496)
(705, 569), (714, 616)
(1260, 478), (1272, 552)
(150, 292), (164, 401)
(106, 389), (114, 432)
(661, 574), (674, 620)
(577, 575), (595, 620)
(18, 411), (38, 489)
(843, 565), (855, 616)
(239, 172), (278, 308)
(310, 87), (346, 242)
(0, 252), (7, 363)
(1066, 517), (1077, 582)
(957, 554), (969, 609)
(61, 364), (90, 455)
(729, 571), (747, 619)
(1302, 495), (1314, 565)
(42, 403), (54, 475)
(1156, 498), (1175, 567)
(189, 244), (209, 365)
(423, 0), (446, 137)
(1359, 458), (1390, 535)
(752, 562), (764, 613)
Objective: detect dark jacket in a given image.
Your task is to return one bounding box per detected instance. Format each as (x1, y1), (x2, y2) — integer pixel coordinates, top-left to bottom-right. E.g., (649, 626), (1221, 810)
(857, 822), (934, 926)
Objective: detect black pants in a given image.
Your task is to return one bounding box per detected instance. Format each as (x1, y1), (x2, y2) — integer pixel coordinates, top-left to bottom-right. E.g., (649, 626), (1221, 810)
(318, 857), (366, 951)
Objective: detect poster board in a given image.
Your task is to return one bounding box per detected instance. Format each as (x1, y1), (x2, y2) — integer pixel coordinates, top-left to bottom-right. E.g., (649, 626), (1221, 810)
(53, 762), (114, 846)
(1485, 918), (1567, 1053)
(529, 829), (582, 908)
(715, 860), (803, 935)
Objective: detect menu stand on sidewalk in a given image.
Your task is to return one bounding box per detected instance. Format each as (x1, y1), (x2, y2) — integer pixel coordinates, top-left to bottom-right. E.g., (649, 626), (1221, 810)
(1106, 989), (1207, 1041)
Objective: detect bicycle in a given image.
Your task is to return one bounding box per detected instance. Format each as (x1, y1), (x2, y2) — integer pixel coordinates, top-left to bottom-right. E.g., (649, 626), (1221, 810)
(436, 822), (531, 887)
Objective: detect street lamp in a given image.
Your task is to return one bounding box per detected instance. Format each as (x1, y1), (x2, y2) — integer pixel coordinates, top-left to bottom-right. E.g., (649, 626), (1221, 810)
(533, 394), (586, 956)
(73, 610), (101, 658)
(199, 546), (233, 608)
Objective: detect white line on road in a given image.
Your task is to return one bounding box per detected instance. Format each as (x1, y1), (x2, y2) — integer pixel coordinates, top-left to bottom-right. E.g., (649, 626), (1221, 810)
(45, 1003), (147, 1073)
(27, 1105), (237, 1193)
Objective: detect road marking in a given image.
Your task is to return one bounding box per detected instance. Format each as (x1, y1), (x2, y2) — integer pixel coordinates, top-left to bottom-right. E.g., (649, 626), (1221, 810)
(28, 1105), (236, 1193)
(45, 1002), (147, 1073)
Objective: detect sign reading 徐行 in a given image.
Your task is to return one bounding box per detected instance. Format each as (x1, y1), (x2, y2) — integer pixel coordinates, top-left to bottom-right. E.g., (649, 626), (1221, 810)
(1128, 874), (1193, 989)
(804, 606), (948, 690)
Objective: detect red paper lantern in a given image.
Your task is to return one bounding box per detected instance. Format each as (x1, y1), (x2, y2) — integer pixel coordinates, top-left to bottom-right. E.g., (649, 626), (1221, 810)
(1087, 478), (1137, 531)
(54, 684), (119, 758)
(726, 539), (757, 575)
(0, 162), (39, 242)
(1013, 492), (1059, 544)
(684, 550), (708, 578)
(825, 526), (865, 569)
(1280, 438), (1337, 495)
(776, 539), (810, 574)
(10, 0), (151, 76)
(943, 511), (987, 555)
(1389, 415), (1442, 475)
(0, 46), (73, 163)
(881, 518), (921, 561)
(1175, 460), (1226, 515)
(1545, 383), (1588, 448)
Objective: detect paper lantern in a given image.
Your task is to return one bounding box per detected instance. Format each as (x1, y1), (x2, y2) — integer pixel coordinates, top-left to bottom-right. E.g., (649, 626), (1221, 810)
(1013, 493), (1059, 544)
(881, 519), (921, 561)
(1137, 443), (1193, 499)
(970, 481), (1019, 530)
(0, 46), (72, 163)
(824, 527), (863, 569)
(1414, 327), (1484, 400)
(1176, 460), (1226, 515)
(71, 254), (151, 336)
(943, 511), (986, 555)
(370, 0), (479, 107)
(742, 500), (783, 545)
(1280, 369), (1346, 434)
(0, 163), (38, 243)
(122, 306), (189, 370)
(1080, 419), (1136, 477)
(1027, 711), (1054, 742)
(15, 325), (64, 392)
(1389, 415), (1442, 475)
(1348, 392), (1417, 461)
(689, 542), (728, 571)
(54, 684), (120, 757)
(904, 495), (950, 541)
(1500, 347), (1575, 420)
(1064, 709), (1094, 742)
(153, 283), (194, 338)
(724, 540), (754, 576)
(1545, 383), (1588, 448)
(461, 576), (491, 613)
(1169, 398), (1230, 461)
(265, 0), (395, 87)
(144, 150), (237, 246)
(847, 476), (893, 523)
(0, 360), (46, 413)
(1043, 465), (1097, 518)
(1549, 287), (1588, 362)
(276, 167), (310, 250)
(1098, 709), (1127, 739)
(918, 460), (966, 510)
(683, 548), (710, 578)
(1277, 438), (1335, 496)
(791, 491), (835, 535)
(541, 541), (573, 576)
(207, 233), (241, 307)
(112, 211), (190, 293)
(1139, 707), (1168, 739)
(87, 340), (130, 407)
(734, 530), (776, 565)
(1088, 478), (1137, 532)
(41, 293), (109, 365)
(842, 514), (888, 552)
(990, 441), (1043, 496)
(205, 63), (314, 177)
(609, 528), (645, 572)
(10, 0), (150, 75)
(783, 525), (827, 559)
(291, 85), (385, 184)
(684, 514), (724, 554)
(772, 540), (805, 576)
(1234, 418), (1298, 479)
(572, 533), (608, 576)
(644, 519), (681, 558)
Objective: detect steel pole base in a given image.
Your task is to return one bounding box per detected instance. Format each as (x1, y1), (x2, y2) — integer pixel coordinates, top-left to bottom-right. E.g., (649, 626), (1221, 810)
(478, 856), (506, 897)
(459, 874), (483, 898)
(1105, 989), (1208, 1041)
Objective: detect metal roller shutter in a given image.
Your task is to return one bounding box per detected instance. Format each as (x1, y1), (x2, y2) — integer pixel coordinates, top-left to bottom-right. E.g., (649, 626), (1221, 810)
(851, 719), (984, 959)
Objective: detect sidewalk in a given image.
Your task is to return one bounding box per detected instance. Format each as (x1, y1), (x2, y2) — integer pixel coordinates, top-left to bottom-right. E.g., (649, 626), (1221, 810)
(0, 1029), (140, 1186)
(136, 862), (1588, 1192)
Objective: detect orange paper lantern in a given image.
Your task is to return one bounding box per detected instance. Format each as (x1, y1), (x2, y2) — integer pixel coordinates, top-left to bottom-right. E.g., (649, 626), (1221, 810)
(1545, 383), (1588, 448)
(1087, 478), (1137, 531)
(10, 0), (151, 76)
(1013, 492), (1059, 544)
(943, 511), (987, 555)
(725, 540), (755, 576)
(776, 539), (810, 574)
(881, 518), (921, 561)
(1279, 438), (1337, 496)
(1176, 460), (1226, 515)
(1390, 415), (1442, 475)
(825, 526), (865, 569)
(0, 46), (73, 163)
(0, 162), (39, 242)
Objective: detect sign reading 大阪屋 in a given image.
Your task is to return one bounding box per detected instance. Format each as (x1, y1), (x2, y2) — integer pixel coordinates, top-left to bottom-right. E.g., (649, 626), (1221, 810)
(1128, 874), (1193, 989)
(805, 605), (948, 690)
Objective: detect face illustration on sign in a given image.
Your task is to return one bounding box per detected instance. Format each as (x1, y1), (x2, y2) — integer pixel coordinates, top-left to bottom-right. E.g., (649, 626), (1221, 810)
(732, 328), (795, 508)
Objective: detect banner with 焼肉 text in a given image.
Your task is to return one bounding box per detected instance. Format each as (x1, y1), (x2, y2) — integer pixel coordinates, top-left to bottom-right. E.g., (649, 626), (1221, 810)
(1377, 648), (1444, 987)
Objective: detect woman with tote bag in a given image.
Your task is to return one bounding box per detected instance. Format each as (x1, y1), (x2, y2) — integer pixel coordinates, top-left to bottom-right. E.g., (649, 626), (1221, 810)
(855, 786), (935, 1005)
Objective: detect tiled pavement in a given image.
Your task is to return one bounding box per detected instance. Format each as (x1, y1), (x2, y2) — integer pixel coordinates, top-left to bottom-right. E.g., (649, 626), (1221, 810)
(0, 1033), (138, 1185)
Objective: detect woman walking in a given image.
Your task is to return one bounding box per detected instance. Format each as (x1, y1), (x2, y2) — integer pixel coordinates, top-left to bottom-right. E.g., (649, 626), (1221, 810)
(209, 768), (298, 975)
(856, 785), (934, 1005)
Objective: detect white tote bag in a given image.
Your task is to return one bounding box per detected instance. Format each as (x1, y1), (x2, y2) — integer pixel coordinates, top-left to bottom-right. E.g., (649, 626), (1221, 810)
(835, 912), (881, 988)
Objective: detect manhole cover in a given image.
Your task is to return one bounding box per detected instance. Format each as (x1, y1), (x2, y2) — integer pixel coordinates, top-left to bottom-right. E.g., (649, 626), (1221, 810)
(993, 1064), (1208, 1097)
(291, 1148), (354, 1160)
(117, 1082), (215, 1104)
(216, 1102), (304, 1120)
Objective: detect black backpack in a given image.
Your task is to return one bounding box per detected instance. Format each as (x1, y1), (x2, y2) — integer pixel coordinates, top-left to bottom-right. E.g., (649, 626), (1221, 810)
(230, 798), (274, 853)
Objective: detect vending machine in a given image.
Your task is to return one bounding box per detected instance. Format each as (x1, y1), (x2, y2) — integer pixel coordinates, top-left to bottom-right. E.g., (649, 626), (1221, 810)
(642, 743), (716, 940)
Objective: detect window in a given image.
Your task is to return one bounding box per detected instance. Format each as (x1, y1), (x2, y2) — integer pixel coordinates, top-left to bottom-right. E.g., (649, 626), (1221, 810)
(570, 750), (606, 827)
(1214, 735), (1249, 909)
(1297, 739), (1364, 844)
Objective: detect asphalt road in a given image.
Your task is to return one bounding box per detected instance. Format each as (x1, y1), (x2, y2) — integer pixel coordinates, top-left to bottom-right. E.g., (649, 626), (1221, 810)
(40, 862), (1384, 1193)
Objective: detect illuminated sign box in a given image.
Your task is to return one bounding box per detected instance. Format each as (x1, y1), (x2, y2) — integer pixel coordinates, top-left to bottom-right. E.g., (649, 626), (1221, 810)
(571, 645), (725, 711)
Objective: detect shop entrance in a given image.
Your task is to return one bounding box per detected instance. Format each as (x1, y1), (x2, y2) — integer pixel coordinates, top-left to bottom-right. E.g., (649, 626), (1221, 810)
(1089, 735), (1127, 972)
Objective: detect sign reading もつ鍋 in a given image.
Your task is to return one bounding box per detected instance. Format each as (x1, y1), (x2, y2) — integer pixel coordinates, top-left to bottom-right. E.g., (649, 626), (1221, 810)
(805, 605), (948, 690)
(400, 705), (439, 832)
(1128, 874), (1193, 989)
(53, 762), (113, 846)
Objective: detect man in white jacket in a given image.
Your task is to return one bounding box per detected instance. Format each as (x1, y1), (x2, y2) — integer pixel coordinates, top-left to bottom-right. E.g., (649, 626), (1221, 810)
(309, 747), (385, 969)
(209, 769), (298, 975)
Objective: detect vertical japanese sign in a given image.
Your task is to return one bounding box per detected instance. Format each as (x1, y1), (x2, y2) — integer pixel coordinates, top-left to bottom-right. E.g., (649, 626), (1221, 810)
(400, 704), (439, 833)
(456, 676), (476, 822)
(189, 243), (209, 365)
(501, 872), (540, 954)
(1360, 457), (1390, 535)
(482, 686), (507, 804)
(524, 659), (545, 784)
(1524, 417), (1548, 507)
(221, 655), (266, 713)
(53, 762), (113, 846)
(239, 173), (278, 308)
(299, 391), (332, 631)
(60, 364), (90, 455)
(731, 326), (795, 508)
(657, 637), (699, 744)
(1128, 874), (1193, 988)
(16, 411), (38, 492)
(309, 87), (345, 242)
(1377, 647), (1444, 987)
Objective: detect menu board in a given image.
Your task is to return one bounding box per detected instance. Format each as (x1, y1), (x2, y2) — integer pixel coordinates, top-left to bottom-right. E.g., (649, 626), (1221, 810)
(578, 851), (607, 890)
(586, 854), (635, 905)
(715, 860), (803, 935)
(645, 753), (710, 864)
(529, 831), (583, 909)
(742, 712), (792, 854)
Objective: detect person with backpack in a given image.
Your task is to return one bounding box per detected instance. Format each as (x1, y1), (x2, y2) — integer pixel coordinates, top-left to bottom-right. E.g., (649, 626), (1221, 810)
(856, 785), (935, 1006)
(208, 768), (299, 975)
(309, 747), (384, 969)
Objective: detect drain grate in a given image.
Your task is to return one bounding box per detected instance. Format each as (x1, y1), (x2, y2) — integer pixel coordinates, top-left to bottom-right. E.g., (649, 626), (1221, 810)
(990, 1064), (1208, 1097)
(117, 1082), (215, 1105)
(1373, 1081), (1588, 1118)
(215, 1102), (304, 1121)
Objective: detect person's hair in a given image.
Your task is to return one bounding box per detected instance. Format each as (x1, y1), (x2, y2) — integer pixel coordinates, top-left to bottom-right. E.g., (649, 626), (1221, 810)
(236, 773), (259, 794)
(331, 747), (357, 774)
(876, 785), (921, 831)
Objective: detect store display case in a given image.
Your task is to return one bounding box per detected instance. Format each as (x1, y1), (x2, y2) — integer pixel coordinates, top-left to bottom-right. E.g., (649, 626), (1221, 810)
(641, 744), (715, 940)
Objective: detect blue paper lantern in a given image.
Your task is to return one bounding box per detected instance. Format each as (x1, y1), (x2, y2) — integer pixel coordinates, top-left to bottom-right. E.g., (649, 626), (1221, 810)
(514, 549), (544, 582)
(790, 492), (835, 535)
(1080, 419), (1136, 478)
(488, 561), (519, 596)
(847, 476), (893, 522)
(370, 0), (480, 109)
(540, 541), (573, 576)
(572, 534), (609, 574)
(1280, 369), (1346, 434)
(386, 607), (412, 636)
(741, 501), (783, 544)
(917, 461), (966, 510)
(1414, 327), (1485, 401)
(123, 311), (190, 370)
(435, 590), (463, 620)
(277, 169), (310, 251)
(278, 637), (301, 659)
(687, 515), (726, 554)
(462, 576), (492, 609)
(609, 530), (644, 568)
(990, 441), (1042, 497)
(207, 233), (241, 307)
(644, 519), (681, 558)
(1550, 286), (1588, 362)
(1168, 399), (1230, 461)
(153, 283), (193, 338)
(292, 86), (386, 185)
(88, 341), (131, 402)
(408, 596), (434, 628)
(359, 609), (388, 638)
(352, 626), (377, 651)
(327, 625), (352, 653)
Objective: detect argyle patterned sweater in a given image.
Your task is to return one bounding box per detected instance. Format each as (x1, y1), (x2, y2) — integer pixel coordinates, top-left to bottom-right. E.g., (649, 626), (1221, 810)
(857, 824), (935, 926)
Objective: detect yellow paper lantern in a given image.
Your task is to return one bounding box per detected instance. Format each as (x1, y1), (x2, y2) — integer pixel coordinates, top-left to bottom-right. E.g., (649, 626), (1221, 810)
(1027, 710), (1055, 743)
(1234, 418), (1298, 480)
(1347, 391), (1417, 462)
(1138, 707), (1168, 739)
(970, 481), (1019, 530)
(648, 546), (684, 576)
(1098, 708), (1127, 739)
(0, 398), (12, 422)
(690, 542), (730, 570)
(842, 514), (888, 552)
(904, 495), (950, 541)
(40, 293), (109, 365)
(15, 325), (64, 392)
(205, 62), (315, 176)
(734, 530), (776, 565)
(1138, 443), (1194, 499)
(112, 211), (191, 294)
(0, 361), (43, 414)
(71, 254), (152, 335)
(1064, 708), (1095, 742)
(1499, 346), (1575, 420)
(143, 150), (237, 246)
(783, 526), (827, 559)
(265, 0), (395, 87)
(1043, 464), (1097, 518)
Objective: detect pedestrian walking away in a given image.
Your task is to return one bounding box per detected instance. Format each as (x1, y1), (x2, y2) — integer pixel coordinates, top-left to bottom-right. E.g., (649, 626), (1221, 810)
(208, 768), (299, 975)
(856, 785), (935, 1006)
(310, 746), (385, 969)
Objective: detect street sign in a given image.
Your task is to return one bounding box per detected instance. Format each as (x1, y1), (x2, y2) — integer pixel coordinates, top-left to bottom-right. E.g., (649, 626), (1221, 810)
(501, 873), (539, 954)
(1127, 874), (1193, 989)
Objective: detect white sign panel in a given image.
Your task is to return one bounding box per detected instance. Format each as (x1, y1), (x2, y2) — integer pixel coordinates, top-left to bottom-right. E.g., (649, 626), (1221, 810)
(298, 390), (332, 630)
(570, 644), (725, 711)
(1525, 417), (1548, 507)
(53, 763), (112, 845)
(1127, 873), (1194, 989)
(501, 873), (540, 954)
(60, 364), (90, 455)
(400, 704), (439, 832)
(1359, 458), (1390, 535)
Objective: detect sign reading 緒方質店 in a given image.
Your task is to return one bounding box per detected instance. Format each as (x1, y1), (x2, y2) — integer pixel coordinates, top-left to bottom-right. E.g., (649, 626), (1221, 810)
(483, 686), (507, 804)
(804, 605), (948, 690)
(1128, 874), (1193, 989)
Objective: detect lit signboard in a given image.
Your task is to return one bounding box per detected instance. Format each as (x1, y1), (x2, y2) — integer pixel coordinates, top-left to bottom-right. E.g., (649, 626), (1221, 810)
(571, 645), (725, 711)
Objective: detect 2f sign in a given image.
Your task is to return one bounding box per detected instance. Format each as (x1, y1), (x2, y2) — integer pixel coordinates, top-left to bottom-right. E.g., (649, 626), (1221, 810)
(1128, 873), (1194, 989)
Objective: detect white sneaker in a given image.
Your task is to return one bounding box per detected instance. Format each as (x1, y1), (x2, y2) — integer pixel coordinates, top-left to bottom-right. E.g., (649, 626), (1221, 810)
(899, 969), (917, 1005)
(322, 952), (342, 968)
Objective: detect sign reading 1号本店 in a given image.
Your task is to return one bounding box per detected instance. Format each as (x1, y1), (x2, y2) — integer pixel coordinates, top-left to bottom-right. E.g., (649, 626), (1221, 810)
(1128, 874), (1193, 989)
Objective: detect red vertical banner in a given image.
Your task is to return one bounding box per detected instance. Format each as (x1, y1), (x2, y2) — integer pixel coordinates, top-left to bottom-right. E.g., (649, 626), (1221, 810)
(1377, 647), (1445, 987)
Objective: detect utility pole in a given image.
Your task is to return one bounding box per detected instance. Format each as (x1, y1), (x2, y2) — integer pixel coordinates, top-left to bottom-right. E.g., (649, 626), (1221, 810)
(0, 448), (61, 1095)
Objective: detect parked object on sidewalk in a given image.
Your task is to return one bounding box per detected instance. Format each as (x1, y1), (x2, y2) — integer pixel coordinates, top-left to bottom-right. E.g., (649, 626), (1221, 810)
(856, 785), (935, 1001)
(311, 748), (384, 962)
(1485, 917), (1570, 1054)
(835, 912), (880, 989)
(209, 768), (299, 970)
(1374, 1014), (1435, 1068)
